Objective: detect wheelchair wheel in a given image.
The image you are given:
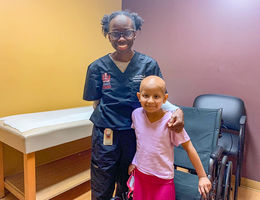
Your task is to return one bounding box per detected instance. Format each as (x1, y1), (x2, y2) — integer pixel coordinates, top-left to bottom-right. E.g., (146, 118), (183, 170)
(222, 161), (232, 200)
(216, 156), (228, 199)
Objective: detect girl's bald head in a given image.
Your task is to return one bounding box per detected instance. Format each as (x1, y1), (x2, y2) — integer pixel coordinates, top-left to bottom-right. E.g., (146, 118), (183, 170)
(139, 76), (166, 94)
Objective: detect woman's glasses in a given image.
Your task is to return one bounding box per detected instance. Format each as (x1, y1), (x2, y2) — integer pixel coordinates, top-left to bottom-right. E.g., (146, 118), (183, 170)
(108, 30), (135, 40)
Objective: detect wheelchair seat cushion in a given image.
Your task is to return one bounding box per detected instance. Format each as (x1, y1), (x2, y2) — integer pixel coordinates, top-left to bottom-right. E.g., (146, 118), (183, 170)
(174, 170), (201, 200)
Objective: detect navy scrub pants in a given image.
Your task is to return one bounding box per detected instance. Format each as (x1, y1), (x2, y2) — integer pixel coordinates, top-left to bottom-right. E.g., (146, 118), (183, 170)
(91, 126), (136, 200)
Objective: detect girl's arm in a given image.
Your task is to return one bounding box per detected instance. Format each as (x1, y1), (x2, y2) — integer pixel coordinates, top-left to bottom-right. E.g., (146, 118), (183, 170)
(182, 141), (206, 178)
(128, 164), (136, 175)
(128, 153), (137, 175)
(182, 140), (211, 198)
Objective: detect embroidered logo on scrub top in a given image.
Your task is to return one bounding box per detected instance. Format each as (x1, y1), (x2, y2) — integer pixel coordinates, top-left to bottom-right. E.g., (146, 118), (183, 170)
(133, 75), (145, 82)
(102, 73), (111, 89)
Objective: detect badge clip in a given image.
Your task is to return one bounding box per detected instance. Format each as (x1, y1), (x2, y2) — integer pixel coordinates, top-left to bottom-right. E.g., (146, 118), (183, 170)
(103, 128), (113, 145)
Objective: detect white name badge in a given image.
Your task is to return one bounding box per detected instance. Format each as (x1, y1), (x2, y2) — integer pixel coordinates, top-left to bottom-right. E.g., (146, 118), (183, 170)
(103, 128), (113, 145)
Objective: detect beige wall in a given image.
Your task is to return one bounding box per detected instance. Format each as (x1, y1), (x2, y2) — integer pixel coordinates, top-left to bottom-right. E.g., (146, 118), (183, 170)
(0, 0), (121, 175)
(0, 0), (121, 117)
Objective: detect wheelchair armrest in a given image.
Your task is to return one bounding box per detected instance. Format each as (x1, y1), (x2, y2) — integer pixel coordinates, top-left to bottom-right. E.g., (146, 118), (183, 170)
(240, 115), (246, 125)
(210, 145), (224, 160)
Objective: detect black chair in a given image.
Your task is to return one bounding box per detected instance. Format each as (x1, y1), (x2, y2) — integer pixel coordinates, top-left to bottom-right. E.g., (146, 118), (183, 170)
(174, 106), (232, 200)
(193, 94), (246, 200)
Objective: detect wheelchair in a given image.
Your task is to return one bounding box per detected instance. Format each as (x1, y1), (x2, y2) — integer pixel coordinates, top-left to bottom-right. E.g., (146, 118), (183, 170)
(174, 106), (233, 200)
(193, 94), (246, 200)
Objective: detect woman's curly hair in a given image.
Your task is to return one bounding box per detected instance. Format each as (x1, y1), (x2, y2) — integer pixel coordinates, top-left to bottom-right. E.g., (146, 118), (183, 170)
(101, 10), (144, 37)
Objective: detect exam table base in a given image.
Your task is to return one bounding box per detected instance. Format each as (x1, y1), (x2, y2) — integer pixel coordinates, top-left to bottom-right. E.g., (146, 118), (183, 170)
(0, 143), (91, 200)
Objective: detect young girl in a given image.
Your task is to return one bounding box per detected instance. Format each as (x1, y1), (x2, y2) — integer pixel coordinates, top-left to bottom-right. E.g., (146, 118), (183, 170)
(129, 75), (211, 200)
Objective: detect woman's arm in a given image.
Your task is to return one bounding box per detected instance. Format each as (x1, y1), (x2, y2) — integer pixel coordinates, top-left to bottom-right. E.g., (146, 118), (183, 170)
(162, 101), (184, 133)
(161, 100), (179, 111)
(93, 100), (100, 109)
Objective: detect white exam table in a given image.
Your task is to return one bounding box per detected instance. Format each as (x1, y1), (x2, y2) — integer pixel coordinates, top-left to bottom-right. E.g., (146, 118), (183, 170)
(0, 106), (94, 200)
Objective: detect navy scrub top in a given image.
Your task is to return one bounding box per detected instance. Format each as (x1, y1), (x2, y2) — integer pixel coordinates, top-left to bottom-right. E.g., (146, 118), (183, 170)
(83, 51), (163, 130)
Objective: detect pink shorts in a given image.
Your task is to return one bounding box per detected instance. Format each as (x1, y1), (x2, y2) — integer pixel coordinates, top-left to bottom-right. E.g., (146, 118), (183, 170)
(133, 168), (176, 200)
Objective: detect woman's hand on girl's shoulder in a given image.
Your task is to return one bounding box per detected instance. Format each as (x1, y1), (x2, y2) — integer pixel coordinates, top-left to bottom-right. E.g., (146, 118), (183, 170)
(168, 108), (184, 133)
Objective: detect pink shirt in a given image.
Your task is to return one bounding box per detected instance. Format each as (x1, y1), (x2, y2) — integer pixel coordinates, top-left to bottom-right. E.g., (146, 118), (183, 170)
(131, 107), (190, 179)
